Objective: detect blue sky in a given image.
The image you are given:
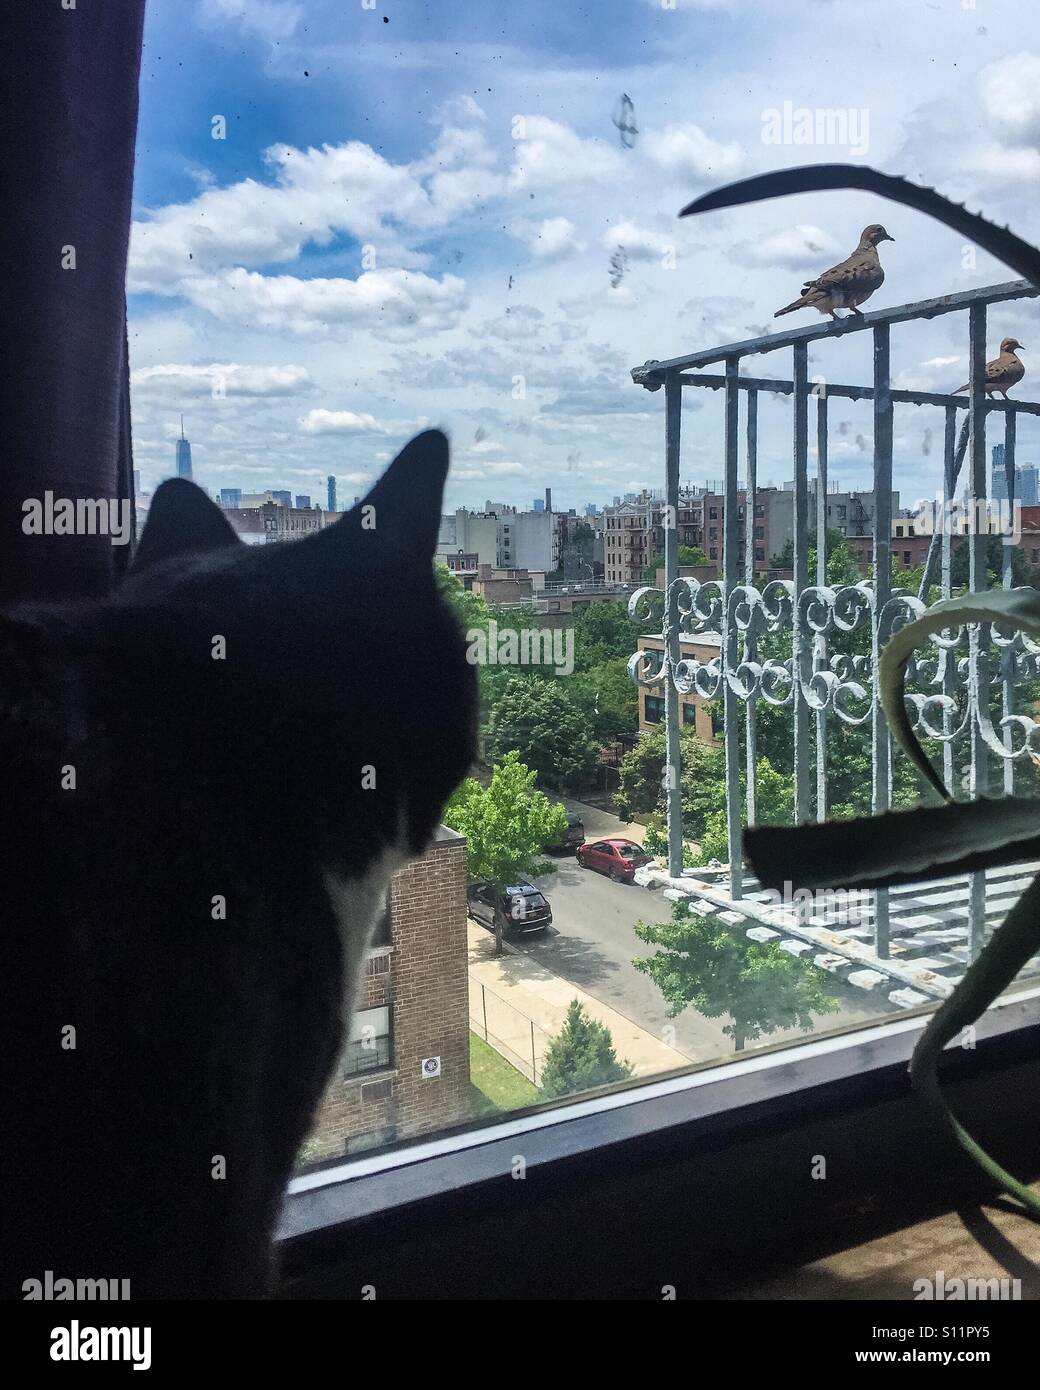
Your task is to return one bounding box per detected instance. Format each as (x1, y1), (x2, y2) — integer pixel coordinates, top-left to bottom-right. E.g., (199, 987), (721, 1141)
(128, 0), (1040, 513)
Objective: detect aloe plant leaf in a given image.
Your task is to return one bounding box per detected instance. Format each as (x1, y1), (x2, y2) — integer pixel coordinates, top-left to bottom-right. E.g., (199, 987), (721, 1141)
(910, 872), (1040, 1218)
(745, 796), (1040, 892)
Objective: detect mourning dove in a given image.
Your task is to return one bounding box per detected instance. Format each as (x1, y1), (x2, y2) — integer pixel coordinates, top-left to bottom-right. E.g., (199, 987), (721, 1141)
(953, 337), (1025, 400)
(774, 224), (894, 320)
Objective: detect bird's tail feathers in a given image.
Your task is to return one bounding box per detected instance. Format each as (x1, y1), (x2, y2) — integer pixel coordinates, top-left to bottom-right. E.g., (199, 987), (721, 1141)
(774, 299), (805, 318)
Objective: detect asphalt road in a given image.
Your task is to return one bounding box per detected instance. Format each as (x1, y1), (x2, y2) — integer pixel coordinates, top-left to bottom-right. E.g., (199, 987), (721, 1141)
(527, 843), (894, 1066)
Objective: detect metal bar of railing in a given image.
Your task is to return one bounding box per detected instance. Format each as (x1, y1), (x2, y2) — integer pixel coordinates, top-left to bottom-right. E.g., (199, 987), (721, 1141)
(672, 374), (1040, 415)
(632, 280), (1037, 381)
(815, 392), (828, 824)
(724, 357), (742, 899)
(1002, 411), (1018, 796)
(941, 405), (956, 791)
(919, 415), (971, 602)
(664, 373), (683, 879)
(792, 344), (811, 823)
(872, 323), (893, 959)
(744, 389), (758, 827)
(967, 302), (989, 959)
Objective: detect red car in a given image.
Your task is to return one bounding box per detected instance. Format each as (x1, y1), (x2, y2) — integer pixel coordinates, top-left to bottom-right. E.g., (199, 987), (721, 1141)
(576, 837), (652, 884)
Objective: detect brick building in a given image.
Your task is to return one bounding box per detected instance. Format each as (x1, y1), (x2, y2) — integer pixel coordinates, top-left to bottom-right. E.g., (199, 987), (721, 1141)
(303, 826), (471, 1164)
(635, 631), (723, 741)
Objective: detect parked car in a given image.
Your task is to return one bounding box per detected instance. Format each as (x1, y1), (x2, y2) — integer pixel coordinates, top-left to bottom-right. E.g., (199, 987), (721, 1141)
(575, 837), (652, 884)
(466, 880), (553, 937)
(544, 811), (585, 854)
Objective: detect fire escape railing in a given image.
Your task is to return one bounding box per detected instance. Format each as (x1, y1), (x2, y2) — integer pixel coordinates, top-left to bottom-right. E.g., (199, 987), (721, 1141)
(628, 279), (1040, 964)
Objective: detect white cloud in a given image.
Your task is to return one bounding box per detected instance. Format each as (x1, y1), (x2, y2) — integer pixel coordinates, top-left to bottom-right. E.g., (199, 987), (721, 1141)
(512, 216), (586, 260)
(128, 131), (501, 297)
(978, 52), (1040, 145)
(478, 304), (545, 342)
(602, 220), (675, 262)
(967, 143), (1040, 183)
(180, 267), (469, 339)
(733, 224), (842, 270)
(298, 410), (385, 435)
(130, 362), (313, 397)
(509, 116), (625, 190)
(643, 122), (745, 184)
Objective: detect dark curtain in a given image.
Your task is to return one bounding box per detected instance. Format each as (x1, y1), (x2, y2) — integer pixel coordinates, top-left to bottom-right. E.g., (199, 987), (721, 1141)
(0, 1), (146, 606)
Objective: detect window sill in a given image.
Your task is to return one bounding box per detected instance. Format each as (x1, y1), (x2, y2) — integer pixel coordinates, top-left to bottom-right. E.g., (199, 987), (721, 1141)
(279, 983), (1040, 1298)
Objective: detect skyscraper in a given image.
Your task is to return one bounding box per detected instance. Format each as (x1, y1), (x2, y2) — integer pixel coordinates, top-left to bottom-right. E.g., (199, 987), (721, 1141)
(175, 416), (193, 481)
(219, 487), (241, 509)
(295, 494), (311, 509)
(327, 475), (337, 513)
(991, 443), (1038, 503)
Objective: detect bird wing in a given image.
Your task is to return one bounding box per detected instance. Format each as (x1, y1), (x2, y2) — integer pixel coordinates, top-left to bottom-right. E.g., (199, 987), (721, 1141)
(987, 354), (1024, 384)
(810, 247), (883, 294)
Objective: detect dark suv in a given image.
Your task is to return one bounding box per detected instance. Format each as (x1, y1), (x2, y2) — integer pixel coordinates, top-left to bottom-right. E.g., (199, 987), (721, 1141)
(467, 880), (553, 937)
(545, 811), (585, 854)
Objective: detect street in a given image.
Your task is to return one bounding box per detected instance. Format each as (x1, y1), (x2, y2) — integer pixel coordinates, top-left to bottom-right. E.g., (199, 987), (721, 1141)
(519, 798), (892, 1066)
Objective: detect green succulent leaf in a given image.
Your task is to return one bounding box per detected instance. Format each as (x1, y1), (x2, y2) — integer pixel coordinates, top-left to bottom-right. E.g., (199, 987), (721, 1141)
(746, 796), (1040, 892)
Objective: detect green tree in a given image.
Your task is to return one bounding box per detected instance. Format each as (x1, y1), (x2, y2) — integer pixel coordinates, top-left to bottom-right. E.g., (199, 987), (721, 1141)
(443, 750), (567, 954)
(573, 601), (641, 671)
(569, 658), (638, 742)
(540, 999), (633, 1098)
(635, 900), (838, 1051)
(769, 528), (861, 585)
(948, 533), (1031, 591)
(487, 676), (600, 794)
(641, 545), (708, 584)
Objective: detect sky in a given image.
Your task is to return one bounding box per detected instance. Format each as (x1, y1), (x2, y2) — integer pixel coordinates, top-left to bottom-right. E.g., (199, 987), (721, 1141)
(128, 0), (1040, 514)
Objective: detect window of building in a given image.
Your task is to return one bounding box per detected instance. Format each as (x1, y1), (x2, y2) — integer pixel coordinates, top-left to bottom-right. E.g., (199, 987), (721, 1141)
(644, 695), (665, 723)
(343, 1006), (392, 1077)
(709, 547), (718, 559)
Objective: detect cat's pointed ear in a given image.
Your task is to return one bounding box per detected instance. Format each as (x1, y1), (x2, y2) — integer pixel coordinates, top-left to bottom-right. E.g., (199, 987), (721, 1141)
(348, 429), (450, 559)
(130, 478), (241, 574)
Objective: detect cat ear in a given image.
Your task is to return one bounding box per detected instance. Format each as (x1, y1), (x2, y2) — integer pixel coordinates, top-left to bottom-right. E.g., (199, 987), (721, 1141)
(130, 478), (241, 574)
(347, 429), (450, 559)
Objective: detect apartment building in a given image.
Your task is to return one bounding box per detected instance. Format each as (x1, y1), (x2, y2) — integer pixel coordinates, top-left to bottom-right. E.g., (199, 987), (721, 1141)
(223, 502), (329, 544)
(635, 631), (723, 742)
(604, 488), (776, 583)
(303, 826), (471, 1164)
(438, 506), (561, 573)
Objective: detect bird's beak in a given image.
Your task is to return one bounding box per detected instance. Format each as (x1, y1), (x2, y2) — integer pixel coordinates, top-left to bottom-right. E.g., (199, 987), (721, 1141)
(883, 233), (895, 243)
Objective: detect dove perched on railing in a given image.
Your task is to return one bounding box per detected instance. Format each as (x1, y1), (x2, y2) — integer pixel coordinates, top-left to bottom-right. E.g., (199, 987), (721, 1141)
(774, 223), (894, 320)
(953, 336), (1025, 399)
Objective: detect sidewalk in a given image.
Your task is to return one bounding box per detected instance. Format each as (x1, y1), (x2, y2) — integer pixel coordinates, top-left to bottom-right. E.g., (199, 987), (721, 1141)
(467, 921), (688, 1082)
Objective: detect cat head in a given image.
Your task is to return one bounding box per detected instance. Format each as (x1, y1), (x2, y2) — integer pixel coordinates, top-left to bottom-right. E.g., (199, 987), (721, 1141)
(92, 429), (478, 881)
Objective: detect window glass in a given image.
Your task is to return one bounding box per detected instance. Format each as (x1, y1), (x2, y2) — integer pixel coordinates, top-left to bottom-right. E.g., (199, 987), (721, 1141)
(129, 2), (1040, 1182)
